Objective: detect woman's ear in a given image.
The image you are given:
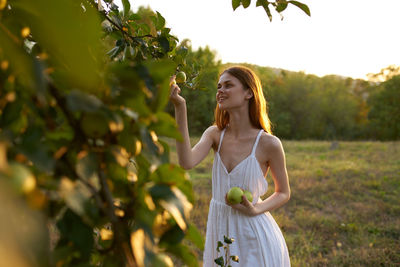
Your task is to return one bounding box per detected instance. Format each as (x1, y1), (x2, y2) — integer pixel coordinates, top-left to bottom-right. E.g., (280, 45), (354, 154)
(246, 90), (253, 100)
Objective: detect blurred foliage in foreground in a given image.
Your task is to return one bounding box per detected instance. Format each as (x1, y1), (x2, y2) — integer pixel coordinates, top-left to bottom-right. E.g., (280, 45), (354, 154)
(0, 0), (312, 265)
(0, 0), (203, 265)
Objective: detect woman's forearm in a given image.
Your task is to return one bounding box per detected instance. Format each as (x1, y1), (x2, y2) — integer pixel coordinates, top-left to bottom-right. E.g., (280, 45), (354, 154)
(174, 101), (193, 169)
(254, 191), (290, 215)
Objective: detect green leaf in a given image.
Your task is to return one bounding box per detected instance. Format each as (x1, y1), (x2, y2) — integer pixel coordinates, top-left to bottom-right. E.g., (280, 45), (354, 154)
(149, 112), (182, 140)
(242, 0), (251, 8)
(66, 90), (103, 113)
(158, 139), (170, 164)
(59, 177), (92, 217)
(122, 0), (131, 18)
(11, 0), (103, 93)
(156, 11), (166, 30)
(56, 209), (94, 260)
(159, 224), (185, 246)
(166, 244), (199, 267)
(0, 21), (35, 88)
(256, 0), (264, 7)
(276, 2), (288, 12)
(186, 224), (205, 250)
(142, 59), (176, 111)
(214, 256), (224, 266)
(263, 3), (273, 21)
(232, 0), (241, 10)
(288, 0), (311, 16)
(0, 99), (28, 135)
(150, 163), (193, 203)
(76, 152), (100, 190)
(18, 126), (55, 173)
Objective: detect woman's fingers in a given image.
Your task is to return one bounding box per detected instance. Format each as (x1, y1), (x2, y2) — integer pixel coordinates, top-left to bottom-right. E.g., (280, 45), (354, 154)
(169, 84), (181, 97)
(169, 75), (176, 87)
(241, 195), (251, 207)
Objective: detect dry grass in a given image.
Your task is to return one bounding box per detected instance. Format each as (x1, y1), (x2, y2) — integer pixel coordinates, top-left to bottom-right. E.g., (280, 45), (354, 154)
(164, 138), (400, 266)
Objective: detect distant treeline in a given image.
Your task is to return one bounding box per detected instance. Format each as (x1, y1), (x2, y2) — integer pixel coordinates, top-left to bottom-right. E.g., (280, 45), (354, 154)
(167, 42), (399, 141)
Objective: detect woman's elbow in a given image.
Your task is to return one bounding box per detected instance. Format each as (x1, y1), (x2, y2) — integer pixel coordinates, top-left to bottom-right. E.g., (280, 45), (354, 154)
(285, 191), (291, 202)
(179, 160), (193, 170)
(280, 191), (290, 203)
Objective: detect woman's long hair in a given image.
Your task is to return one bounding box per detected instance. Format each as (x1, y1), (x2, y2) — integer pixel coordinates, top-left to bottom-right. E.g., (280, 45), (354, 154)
(214, 65), (272, 134)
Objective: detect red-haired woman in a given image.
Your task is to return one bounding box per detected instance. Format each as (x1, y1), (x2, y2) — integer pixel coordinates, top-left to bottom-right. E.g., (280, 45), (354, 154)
(170, 66), (291, 266)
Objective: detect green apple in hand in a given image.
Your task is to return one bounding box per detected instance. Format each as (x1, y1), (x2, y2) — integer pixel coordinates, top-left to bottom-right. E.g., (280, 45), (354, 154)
(243, 190), (253, 203)
(227, 187), (243, 205)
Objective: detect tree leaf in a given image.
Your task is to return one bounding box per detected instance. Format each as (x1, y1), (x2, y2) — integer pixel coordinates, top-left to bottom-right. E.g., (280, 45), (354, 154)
(0, 23), (35, 88)
(76, 152), (100, 190)
(256, 0), (264, 7)
(122, 0), (130, 18)
(66, 90), (103, 113)
(149, 112), (182, 140)
(156, 11), (166, 30)
(288, 0), (311, 16)
(185, 223), (205, 250)
(166, 244), (198, 267)
(130, 229), (145, 267)
(232, 0), (241, 10)
(276, 2), (288, 12)
(56, 209), (94, 260)
(159, 224), (185, 246)
(242, 0), (251, 8)
(11, 0), (103, 93)
(263, 3), (273, 21)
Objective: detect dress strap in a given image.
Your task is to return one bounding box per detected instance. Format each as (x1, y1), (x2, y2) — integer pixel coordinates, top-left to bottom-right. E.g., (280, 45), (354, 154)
(251, 129), (264, 156)
(217, 128), (227, 153)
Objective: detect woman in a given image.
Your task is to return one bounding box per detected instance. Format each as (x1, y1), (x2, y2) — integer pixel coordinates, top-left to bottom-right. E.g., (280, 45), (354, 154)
(170, 66), (291, 266)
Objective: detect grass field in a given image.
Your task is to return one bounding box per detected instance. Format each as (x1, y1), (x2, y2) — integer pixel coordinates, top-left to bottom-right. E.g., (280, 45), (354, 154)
(165, 138), (400, 266)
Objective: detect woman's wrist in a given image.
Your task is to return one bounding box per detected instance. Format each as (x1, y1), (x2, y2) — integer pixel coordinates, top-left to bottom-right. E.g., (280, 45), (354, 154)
(173, 98), (186, 108)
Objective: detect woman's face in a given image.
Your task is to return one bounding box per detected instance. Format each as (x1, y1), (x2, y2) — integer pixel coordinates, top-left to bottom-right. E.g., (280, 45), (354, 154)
(216, 72), (252, 110)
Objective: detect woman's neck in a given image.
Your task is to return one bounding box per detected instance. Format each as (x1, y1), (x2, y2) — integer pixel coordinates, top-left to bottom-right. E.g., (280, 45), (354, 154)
(226, 108), (255, 138)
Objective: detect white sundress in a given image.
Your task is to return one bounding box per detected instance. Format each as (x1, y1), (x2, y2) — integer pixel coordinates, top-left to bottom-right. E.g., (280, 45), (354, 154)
(203, 128), (290, 267)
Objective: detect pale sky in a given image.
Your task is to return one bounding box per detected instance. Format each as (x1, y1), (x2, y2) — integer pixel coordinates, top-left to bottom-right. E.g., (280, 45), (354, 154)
(115, 0), (400, 80)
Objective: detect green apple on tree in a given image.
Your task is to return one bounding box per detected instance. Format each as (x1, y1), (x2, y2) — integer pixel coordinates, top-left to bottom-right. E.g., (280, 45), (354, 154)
(175, 71), (186, 84)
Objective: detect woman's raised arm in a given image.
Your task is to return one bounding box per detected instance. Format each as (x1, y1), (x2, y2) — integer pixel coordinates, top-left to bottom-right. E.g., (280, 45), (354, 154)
(170, 78), (215, 170)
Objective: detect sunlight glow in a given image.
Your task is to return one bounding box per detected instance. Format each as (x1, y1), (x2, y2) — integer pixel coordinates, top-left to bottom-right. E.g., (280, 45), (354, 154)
(115, 0), (400, 80)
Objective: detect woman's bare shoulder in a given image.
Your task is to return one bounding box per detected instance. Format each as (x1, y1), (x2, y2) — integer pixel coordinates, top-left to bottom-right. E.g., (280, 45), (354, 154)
(202, 125), (222, 150)
(259, 132), (284, 152)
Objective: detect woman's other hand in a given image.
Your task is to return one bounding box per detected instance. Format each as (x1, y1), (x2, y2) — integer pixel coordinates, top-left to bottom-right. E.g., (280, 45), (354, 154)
(225, 194), (260, 216)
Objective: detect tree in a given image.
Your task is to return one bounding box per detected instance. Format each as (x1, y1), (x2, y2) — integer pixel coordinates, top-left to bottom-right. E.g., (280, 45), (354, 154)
(367, 75), (400, 140)
(0, 0), (310, 266)
(0, 0), (201, 266)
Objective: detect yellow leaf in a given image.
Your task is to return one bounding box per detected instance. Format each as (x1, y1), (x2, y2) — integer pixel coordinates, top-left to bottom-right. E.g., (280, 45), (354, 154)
(100, 228), (113, 240)
(0, 60), (8, 70)
(144, 194), (155, 211)
(159, 200), (186, 231)
(0, 0), (6, 10)
(130, 229), (145, 267)
(21, 27), (30, 38)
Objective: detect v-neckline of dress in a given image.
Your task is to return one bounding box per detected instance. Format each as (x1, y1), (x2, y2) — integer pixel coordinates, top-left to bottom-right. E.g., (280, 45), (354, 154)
(216, 152), (253, 175)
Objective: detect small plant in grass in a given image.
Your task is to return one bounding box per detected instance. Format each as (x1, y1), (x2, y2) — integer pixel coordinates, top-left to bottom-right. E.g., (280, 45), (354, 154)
(214, 235), (239, 266)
